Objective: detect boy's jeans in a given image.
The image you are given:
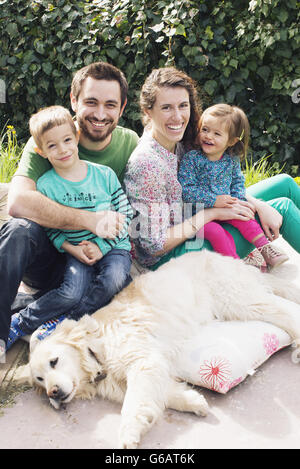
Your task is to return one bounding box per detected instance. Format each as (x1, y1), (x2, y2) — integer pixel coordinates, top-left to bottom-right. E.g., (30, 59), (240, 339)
(0, 217), (131, 344)
(17, 248), (132, 334)
(17, 254), (93, 334)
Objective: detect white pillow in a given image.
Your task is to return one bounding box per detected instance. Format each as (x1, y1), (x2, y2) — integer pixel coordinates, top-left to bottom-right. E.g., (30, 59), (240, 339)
(177, 321), (291, 394)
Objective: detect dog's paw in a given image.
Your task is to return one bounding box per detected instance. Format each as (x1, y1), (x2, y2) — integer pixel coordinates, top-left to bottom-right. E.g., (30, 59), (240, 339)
(291, 344), (300, 364)
(119, 426), (140, 449)
(187, 390), (209, 417)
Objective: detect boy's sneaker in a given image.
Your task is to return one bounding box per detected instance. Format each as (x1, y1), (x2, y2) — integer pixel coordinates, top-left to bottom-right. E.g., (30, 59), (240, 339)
(34, 315), (67, 341)
(258, 244), (289, 269)
(6, 313), (26, 350)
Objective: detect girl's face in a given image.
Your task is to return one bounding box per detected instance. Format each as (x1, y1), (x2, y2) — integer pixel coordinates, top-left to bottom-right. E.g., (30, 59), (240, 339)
(146, 86), (191, 152)
(199, 113), (233, 161)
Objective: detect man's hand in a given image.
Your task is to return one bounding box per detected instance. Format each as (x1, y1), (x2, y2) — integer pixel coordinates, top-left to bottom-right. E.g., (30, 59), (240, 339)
(93, 210), (126, 239)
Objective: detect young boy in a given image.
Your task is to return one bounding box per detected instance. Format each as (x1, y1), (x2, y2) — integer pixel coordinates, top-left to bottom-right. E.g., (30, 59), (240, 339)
(7, 105), (132, 348)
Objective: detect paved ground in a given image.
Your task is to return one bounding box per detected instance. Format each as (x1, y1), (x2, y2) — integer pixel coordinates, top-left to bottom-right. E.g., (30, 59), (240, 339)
(0, 238), (300, 450)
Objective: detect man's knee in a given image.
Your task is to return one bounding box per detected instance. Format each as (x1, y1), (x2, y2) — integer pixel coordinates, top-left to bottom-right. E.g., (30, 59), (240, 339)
(0, 218), (45, 246)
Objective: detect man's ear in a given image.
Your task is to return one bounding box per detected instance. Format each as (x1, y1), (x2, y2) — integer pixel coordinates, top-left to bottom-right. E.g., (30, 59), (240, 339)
(34, 147), (47, 159)
(70, 92), (77, 113)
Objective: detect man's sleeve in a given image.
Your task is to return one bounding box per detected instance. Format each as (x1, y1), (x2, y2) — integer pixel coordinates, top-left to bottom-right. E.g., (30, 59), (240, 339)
(14, 137), (51, 182)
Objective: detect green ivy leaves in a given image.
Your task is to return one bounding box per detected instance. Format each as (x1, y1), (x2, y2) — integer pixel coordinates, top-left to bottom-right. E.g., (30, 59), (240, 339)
(0, 0), (299, 166)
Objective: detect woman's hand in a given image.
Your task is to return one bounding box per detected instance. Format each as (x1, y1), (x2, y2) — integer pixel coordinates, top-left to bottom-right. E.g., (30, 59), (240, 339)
(254, 199), (283, 240)
(214, 195), (238, 208)
(211, 200), (256, 222)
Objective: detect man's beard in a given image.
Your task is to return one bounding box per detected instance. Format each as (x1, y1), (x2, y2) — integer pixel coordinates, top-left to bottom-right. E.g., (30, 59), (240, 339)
(78, 117), (117, 142)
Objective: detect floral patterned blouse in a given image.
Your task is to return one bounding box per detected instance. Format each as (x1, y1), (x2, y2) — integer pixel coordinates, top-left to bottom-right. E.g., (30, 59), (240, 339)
(124, 132), (185, 266)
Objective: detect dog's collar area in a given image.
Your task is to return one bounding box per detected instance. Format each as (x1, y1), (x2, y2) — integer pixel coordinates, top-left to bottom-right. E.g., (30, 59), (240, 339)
(88, 347), (107, 383)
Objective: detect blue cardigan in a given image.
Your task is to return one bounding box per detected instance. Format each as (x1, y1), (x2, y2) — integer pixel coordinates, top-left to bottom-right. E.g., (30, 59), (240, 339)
(178, 150), (246, 208)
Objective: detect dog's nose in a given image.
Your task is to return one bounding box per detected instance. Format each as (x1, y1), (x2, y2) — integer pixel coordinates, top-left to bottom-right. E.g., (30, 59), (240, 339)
(47, 385), (65, 400)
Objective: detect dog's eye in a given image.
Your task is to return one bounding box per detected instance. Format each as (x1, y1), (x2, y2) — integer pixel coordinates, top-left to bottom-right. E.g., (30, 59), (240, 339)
(36, 376), (44, 382)
(50, 357), (58, 368)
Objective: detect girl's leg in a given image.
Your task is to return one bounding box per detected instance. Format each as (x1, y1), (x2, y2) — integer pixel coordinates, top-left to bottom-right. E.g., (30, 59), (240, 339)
(227, 219), (268, 245)
(201, 221), (239, 258)
(225, 219), (289, 267)
(150, 222), (239, 271)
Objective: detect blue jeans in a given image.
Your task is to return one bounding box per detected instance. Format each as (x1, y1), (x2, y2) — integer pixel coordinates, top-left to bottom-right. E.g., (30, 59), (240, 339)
(18, 254), (93, 334)
(18, 248), (132, 333)
(68, 248), (132, 320)
(0, 218), (66, 344)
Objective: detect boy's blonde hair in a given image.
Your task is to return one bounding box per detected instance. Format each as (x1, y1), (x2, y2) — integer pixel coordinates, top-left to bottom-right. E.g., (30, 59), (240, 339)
(200, 103), (250, 159)
(29, 105), (77, 149)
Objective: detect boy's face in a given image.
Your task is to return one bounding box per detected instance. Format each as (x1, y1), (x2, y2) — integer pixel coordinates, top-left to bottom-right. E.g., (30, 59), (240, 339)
(70, 77), (126, 148)
(39, 123), (79, 170)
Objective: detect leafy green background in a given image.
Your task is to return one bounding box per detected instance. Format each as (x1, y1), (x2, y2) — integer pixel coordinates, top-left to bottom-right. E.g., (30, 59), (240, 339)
(0, 0), (299, 168)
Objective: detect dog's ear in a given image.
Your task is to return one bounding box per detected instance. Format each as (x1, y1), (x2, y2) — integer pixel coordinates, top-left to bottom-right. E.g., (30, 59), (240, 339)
(62, 315), (100, 346)
(12, 364), (33, 386)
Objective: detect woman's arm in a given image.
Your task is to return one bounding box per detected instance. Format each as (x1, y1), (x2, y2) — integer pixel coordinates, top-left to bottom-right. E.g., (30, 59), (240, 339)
(156, 203), (255, 255)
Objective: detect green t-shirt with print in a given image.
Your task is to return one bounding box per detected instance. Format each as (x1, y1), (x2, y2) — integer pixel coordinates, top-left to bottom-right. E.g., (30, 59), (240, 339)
(15, 125), (139, 184)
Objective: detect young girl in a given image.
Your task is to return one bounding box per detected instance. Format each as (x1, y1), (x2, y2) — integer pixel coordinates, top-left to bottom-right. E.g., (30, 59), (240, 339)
(178, 103), (288, 268)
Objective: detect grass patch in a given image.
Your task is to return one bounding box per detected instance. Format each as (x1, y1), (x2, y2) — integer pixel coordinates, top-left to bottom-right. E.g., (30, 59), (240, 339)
(0, 125), (24, 183)
(243, 154), (285, 187)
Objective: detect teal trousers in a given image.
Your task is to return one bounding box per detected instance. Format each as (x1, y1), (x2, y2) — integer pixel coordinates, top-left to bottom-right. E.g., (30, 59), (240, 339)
(152, 174), (300, 270)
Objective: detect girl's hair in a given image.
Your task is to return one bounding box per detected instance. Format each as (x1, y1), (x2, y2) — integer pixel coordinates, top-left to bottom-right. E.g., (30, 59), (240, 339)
(29, 105), (77, 149)
(200, 103), (250, 159)
(140, 67), (202, 148)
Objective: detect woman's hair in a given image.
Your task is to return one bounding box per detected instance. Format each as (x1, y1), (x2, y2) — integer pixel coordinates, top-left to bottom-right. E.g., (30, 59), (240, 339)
(71, 61), (128, 107)
(200, 103), (250, 159)
(29, 105), (77, 149)
(140, 67), (202, 148)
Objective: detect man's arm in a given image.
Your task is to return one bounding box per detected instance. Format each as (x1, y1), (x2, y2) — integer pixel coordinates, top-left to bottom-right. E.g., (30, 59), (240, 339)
(8, 175), (124, 239)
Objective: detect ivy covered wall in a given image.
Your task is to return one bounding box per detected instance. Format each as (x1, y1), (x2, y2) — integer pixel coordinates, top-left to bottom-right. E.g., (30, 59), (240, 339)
(0, 0), (299, 165)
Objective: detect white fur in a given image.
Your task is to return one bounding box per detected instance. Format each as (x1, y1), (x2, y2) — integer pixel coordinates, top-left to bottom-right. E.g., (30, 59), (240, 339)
(18, 251), (300, 448)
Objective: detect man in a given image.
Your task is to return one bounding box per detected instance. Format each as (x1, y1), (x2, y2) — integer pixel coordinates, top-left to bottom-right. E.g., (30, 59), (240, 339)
(0, 62), (139, 349)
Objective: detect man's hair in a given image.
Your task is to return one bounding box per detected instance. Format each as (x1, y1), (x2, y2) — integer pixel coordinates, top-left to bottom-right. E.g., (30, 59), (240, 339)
(71, 62), (128, 107)
(29, 105), (77, 149)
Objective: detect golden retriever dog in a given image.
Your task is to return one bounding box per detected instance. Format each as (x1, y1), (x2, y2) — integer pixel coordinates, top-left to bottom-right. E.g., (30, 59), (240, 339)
(17, 251), (300, 448)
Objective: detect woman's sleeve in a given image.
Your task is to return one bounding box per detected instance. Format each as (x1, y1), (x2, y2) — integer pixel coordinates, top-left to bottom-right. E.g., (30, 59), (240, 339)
(125, 157), (170, 256)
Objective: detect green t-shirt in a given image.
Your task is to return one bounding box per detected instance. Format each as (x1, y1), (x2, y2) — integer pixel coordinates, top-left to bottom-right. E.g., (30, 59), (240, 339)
(15, 125), (139, 184)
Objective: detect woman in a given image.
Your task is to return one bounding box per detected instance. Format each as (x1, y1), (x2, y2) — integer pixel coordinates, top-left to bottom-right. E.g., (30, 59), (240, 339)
(124, 67), (300, 269)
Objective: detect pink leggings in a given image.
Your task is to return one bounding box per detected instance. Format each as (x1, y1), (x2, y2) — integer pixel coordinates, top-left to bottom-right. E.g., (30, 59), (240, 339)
(199, 219), (265, 259)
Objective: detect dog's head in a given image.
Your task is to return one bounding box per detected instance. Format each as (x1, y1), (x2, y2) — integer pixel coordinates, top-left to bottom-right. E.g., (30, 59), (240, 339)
(16, 315), (107, 409)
